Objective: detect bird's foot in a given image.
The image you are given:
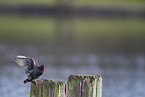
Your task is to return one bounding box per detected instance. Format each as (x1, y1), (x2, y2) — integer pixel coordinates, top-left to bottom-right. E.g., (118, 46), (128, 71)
(33, 79), (45, 87)
(33, 79), (39, 87)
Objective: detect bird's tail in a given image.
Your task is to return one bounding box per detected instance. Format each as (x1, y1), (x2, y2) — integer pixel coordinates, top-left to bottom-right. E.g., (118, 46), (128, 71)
(23, 78), (31, 83)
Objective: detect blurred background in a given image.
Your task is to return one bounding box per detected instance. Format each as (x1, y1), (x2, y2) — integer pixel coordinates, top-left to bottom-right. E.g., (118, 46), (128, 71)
(0, 0), (145, 97)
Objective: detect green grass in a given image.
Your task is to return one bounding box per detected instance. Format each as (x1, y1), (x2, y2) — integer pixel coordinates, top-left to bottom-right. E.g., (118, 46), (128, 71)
(74, 17), (145, 46)
(0, 0), (145, 6)
(0, 0), (55, 5)
(0, 15), (55, 42)
(0, 14), (145, 45)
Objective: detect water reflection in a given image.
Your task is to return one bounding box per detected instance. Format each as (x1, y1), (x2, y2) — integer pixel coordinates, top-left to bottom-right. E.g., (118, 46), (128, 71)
(0, 43), (145, 97)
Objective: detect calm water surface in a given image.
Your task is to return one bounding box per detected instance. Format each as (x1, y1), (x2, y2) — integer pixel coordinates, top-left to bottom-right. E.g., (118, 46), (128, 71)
(0, 43), (145, 97)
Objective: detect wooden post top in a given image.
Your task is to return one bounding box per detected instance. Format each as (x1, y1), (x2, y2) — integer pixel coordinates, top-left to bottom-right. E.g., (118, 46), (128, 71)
(32, 79), (65, 85)
(68, 74), (102, 81)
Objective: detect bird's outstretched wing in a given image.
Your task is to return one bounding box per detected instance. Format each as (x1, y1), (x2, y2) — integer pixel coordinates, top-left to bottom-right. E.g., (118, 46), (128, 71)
(15, 55), (39, 74)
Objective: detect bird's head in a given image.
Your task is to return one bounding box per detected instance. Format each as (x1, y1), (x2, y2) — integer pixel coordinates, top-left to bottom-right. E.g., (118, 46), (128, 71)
(39, 65), (45, 72)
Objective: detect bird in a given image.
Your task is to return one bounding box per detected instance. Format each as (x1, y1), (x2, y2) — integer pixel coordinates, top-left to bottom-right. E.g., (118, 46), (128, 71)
(15, 55), (45, 83)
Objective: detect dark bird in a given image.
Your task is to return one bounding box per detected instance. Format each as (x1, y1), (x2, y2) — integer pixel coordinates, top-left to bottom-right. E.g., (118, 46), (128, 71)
(15, 55), (45, 83)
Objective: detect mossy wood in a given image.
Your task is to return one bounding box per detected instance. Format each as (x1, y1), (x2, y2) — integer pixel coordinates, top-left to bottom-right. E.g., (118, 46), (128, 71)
(30, 74), (102, 97)
(67, 74), (102, 97)
(30, 79), (66, 97)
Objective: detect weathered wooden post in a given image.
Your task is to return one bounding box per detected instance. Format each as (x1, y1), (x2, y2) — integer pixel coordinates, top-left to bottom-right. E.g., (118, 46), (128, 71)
(30, 74), (102, 97)
(30, 79), (66, 97)
(67, 74), (102, 97)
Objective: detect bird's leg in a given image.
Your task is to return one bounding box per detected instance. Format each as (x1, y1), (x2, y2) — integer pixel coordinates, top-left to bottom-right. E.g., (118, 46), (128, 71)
(33, 79), (45, 87)
(33, 79), (39, 87)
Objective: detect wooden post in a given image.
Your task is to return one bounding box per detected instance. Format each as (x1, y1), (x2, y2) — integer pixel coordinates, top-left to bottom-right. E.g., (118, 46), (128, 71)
(67, 74), (102, 97)
(30, 74), (102, 97)
(30, 79), (66, 97)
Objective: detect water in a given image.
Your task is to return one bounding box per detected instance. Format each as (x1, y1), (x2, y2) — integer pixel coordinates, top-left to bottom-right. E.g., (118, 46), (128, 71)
(0, 43), (145, 97)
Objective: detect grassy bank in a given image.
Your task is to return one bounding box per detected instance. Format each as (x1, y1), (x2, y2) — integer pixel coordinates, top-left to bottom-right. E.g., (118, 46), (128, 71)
(0, 15), (55, 42)
(0, 14), (145, 43)
(0, 14), (145, 54)
(0, 0), (145, 6)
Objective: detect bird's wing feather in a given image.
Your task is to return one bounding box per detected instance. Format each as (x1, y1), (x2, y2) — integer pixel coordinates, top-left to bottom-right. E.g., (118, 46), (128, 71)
(32, 58), (39, 67)
(15, 55), (39, 74)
